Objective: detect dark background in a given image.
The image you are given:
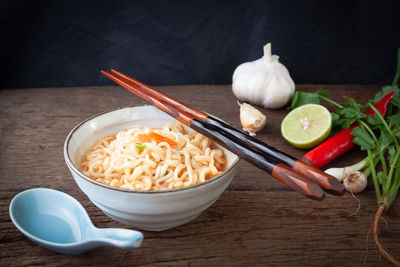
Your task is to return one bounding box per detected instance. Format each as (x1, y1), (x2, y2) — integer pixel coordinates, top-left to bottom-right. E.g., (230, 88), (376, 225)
(2, 0), (400, 89)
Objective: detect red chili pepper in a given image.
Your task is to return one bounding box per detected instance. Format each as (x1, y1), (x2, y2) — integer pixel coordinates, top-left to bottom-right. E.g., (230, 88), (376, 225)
(302, 91), (395, 168)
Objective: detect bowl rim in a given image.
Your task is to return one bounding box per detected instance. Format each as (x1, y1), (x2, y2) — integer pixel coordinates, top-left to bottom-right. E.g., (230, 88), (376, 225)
(64, 106), (240, 194)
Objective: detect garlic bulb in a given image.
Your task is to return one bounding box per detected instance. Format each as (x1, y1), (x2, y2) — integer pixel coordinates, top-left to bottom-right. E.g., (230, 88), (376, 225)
(232, 43), (295, 109)
(238, 101), (266, 136)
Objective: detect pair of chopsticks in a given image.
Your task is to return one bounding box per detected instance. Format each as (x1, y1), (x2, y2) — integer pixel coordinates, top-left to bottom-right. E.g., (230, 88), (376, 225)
(101, 69), (345, 200)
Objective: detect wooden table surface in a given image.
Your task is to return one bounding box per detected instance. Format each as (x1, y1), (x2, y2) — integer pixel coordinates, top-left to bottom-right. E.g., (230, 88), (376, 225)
(1, 84), (399, 266)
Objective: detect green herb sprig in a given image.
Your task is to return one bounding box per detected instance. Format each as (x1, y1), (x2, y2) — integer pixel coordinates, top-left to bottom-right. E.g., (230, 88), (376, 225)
(288, 48), (400, 264)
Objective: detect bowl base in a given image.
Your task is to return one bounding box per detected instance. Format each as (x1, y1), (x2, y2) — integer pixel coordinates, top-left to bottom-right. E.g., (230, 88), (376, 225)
(104, 212), (201, 232)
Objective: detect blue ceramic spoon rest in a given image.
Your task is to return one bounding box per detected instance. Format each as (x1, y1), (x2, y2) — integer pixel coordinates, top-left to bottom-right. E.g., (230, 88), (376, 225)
(9, 188), (143, 254)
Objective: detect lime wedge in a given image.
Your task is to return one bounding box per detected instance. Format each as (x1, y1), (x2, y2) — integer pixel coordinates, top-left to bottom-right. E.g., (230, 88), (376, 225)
(281, 104), (332, 149)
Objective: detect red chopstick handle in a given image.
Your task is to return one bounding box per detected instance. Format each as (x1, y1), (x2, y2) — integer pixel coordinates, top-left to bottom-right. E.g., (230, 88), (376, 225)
(292, 160), (345, 194)
(272, 164), (325, 200)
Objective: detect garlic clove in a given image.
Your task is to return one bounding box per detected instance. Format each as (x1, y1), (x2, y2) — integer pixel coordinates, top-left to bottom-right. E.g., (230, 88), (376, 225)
(238, 101), (266, 136)
(343, 171), (367, 194)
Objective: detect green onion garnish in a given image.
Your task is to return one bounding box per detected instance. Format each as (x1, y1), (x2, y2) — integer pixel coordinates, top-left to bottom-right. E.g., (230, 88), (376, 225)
(135, 143), (146, 154)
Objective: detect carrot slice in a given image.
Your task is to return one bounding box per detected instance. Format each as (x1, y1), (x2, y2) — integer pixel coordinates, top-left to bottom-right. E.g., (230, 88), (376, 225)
(149, 132), (177, 146)
(137, 133), (153, 143)
(137, 132), (177, 146)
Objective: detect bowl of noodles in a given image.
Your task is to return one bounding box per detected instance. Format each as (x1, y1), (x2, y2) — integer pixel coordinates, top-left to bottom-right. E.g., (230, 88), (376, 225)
(64, 106), (239, 231)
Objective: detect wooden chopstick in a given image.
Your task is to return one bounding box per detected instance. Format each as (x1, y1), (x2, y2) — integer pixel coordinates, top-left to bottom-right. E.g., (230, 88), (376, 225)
(202, 116), (345, 195)
(101, 70), (326, 200)
(103, 70), (344, 196)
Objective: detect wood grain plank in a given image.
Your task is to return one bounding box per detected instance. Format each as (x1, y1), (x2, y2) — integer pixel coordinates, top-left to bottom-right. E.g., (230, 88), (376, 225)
(0, 84), (397, 266)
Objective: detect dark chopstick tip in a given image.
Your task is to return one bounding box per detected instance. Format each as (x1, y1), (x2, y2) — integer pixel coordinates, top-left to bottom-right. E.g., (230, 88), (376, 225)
(308, 191), (326, 201)
(327, 185), (346, 196)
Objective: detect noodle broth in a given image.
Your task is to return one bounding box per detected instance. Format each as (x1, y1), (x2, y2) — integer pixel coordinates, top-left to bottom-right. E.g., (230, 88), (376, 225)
(80, 122), (227, 191)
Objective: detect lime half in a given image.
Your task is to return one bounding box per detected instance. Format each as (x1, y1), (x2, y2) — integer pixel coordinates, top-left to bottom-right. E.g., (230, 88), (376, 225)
(281, 104), (332, 149)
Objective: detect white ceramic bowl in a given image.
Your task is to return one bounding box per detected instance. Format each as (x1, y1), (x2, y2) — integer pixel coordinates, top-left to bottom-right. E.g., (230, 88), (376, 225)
(64, 106), (239, 231)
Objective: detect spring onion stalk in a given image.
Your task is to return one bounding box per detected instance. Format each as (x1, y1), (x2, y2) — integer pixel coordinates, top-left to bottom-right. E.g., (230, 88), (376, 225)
(291, 49), (400, 264)
(319, 49), (400, 265)
(325, 145), (385, 182)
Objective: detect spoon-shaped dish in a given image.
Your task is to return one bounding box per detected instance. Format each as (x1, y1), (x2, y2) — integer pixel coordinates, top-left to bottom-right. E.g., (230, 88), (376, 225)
(9, 188), (143, 254)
